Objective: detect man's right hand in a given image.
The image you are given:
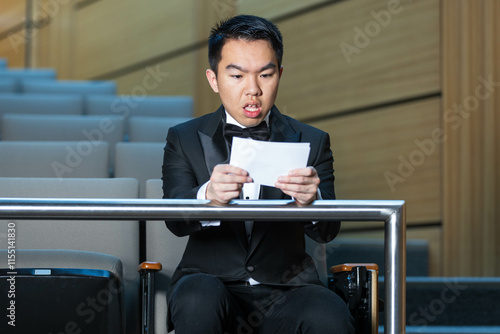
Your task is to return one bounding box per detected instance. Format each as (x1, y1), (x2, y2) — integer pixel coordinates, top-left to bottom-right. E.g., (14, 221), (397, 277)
(206, 164), (253, 203)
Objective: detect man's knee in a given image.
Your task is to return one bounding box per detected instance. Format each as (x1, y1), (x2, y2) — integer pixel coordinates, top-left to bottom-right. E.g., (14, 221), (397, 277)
(169, 273), (228, 309)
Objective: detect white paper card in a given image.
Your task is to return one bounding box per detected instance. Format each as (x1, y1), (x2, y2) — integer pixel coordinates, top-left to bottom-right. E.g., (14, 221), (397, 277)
(229, 137), (310, 187)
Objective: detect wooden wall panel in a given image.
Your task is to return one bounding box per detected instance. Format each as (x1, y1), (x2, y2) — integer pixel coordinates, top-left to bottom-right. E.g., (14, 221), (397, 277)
(238, 0), (327, 19)
(0, 1), (26, 33)
(0, 37), (25, 68)
(74, 0), (197, 79)
(0, 0), (26, 67)
(442, 0), (500, 276)
(274, 0), (439, 120)
(310, 98), (441, 224)
(114, 52), (196, 96)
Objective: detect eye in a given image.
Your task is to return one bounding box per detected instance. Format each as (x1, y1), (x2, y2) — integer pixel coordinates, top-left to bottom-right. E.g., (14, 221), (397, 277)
(231, 75), (242, 79)
(261, 73), (273, 78)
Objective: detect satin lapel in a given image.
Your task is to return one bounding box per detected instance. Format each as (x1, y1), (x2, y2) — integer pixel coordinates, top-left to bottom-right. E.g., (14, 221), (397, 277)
(198, 106), (248, 250)
(249, 107), (302, 253)
(197, 106), (230, 177)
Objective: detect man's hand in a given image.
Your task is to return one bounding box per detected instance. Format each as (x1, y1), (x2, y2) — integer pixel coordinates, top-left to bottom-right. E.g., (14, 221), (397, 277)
(206, 164), (253, 203)
(275, 167), (320, 206)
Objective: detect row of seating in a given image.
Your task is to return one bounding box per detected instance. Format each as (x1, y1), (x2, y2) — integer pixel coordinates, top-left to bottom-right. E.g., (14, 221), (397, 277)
(0, 113), (190, 142)
(0, 93), (194, 119)
(0, 177), (187, 333)
(0, 141), (164, 196)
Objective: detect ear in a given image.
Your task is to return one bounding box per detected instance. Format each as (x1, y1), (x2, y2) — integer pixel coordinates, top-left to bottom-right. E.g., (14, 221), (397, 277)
(206, 69), (219, 93)
(279, 65), (284, 78)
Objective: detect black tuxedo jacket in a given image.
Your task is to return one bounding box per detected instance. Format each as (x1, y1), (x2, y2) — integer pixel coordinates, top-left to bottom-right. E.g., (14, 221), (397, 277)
(162, 105), (340, 287)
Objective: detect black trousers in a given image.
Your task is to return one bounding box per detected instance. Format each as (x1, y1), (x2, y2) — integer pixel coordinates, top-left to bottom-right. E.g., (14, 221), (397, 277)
(167, 273), (355, 334)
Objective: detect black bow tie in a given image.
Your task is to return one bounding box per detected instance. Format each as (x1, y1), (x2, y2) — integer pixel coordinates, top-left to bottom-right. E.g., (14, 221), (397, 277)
(223, 121), (270, 142)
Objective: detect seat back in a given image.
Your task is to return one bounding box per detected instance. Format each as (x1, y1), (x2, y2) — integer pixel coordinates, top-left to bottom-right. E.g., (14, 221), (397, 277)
(0, 141), (109, 178)
(114, 143), (164, 197)
(0, 58), (6, 69)
(1, 114), (124, 174)
(0, 69), (56, 92)
(0, 79), (16, 93)
(0, 249), (125, 333)
(145, 179), (188, 334)
(128, 116), (192, 142)
(0, 177), (141, 333)
(22, 80), (116, 95)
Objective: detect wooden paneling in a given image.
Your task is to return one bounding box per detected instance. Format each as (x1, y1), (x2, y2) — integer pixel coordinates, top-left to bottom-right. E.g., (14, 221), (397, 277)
(31, 0), (75, 78)
(310, 98), (441, 224)
(442, 0), (500, 276)
(114, 52), (196, 97)
(0, 36), (25, 68)
(0, 0), (26, 34)
(274, 0), (440, 120)
(0, 0), (26, 67)
(74, 0), (197, 79)
(238, 0), (328, 19)
(339, 226), (442, 277)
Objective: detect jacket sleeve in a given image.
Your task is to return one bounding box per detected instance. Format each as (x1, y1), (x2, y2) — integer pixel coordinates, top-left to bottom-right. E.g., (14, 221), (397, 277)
(303, 131), (341, 243)
(162, 126), (205, 236)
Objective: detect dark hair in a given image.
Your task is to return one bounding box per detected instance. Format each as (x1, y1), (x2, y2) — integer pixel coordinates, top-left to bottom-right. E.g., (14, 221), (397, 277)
(208, 15), (283, 73)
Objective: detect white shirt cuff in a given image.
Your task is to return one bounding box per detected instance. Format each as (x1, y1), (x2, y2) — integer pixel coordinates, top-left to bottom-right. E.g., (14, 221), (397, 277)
(198, 181), (221, 227)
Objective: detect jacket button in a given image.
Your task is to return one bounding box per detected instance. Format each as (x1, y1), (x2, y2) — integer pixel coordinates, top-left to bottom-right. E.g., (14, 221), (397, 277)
(246, 265), (255, 273)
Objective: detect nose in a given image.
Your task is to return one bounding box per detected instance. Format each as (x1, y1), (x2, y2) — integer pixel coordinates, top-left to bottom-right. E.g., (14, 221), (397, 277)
(245, 76), (262, 96)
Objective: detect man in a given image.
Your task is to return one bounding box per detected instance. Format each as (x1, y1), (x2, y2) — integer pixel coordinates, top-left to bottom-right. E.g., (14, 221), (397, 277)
(162, 15), (354, 334)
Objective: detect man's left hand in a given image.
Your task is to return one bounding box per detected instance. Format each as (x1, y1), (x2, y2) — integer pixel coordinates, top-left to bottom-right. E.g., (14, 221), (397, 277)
(275, 167), (320, 206)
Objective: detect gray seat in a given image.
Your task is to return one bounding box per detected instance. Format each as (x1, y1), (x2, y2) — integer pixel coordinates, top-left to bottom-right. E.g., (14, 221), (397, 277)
(0, 93), (84, 139)
(114, 143), (164, 197)
(128, 116), (192, 142)
(0, 177), (141, 333)
(86, 95), (193, 118)
(22, 80), (116, 95)
(0, 249), (125, 333)
(0, 141), (109, 178)
(0, 68), (56, 92)
(145, 179), (188, 334)
(1, 114), (124, 174)
(0, 79), (16, 93)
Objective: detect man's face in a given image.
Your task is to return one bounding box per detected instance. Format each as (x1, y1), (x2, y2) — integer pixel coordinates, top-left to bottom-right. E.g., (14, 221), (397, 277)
(206, 38), (283, 127)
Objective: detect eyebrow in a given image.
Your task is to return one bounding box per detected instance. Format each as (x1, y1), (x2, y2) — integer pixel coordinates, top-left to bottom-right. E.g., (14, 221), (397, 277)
(225, 62), (277, 73)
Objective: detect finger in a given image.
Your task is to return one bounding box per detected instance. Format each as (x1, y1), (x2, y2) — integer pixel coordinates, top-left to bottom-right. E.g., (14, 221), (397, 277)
(213, 164), (249, 176)
(288, 166), (317, 177)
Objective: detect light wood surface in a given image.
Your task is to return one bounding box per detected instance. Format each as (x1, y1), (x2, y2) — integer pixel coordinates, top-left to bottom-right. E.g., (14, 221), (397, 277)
(442, 0), (500, 276)
(310, 98), (441, 225)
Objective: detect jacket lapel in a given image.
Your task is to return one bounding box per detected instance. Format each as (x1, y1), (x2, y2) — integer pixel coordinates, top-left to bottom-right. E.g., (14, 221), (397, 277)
(198, 106), (230, 177)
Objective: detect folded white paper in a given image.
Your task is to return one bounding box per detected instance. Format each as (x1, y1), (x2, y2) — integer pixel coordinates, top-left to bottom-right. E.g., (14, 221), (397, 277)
(229, 137), (310, 187)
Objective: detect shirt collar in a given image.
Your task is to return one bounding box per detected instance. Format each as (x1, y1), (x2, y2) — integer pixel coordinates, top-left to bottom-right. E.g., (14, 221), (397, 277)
(225, 110), (270, 129)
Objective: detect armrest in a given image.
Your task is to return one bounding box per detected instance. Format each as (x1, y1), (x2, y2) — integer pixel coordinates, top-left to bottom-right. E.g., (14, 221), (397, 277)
(138, 261), (162, 334)
(330, 263), (378, 274)
(138, 261), (162, 273)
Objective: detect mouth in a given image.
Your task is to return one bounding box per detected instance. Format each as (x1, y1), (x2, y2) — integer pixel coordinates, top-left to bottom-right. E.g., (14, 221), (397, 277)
(243, 103), (262, 117)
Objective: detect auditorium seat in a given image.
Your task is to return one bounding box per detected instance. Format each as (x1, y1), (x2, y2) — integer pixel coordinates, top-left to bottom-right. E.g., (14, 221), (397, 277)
(0, 68), (56, 92)
(0, 58), (6, 69)
(0, 249), (125, 333)
(0, 79), (16, 93)
(0, 141), (109, 178)
(0, 93), (84, 139)
(22, 79), (116, 95)
(114, 143), (164, 197)
(0, 177), (142, 333)
(128, 116), (191, 142)
(1, 114), (124, 174)
(145, 179), (188, 334)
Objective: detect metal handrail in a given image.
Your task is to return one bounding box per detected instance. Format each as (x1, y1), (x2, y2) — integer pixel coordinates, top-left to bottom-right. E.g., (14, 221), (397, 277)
(0, 198), (406, 334)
